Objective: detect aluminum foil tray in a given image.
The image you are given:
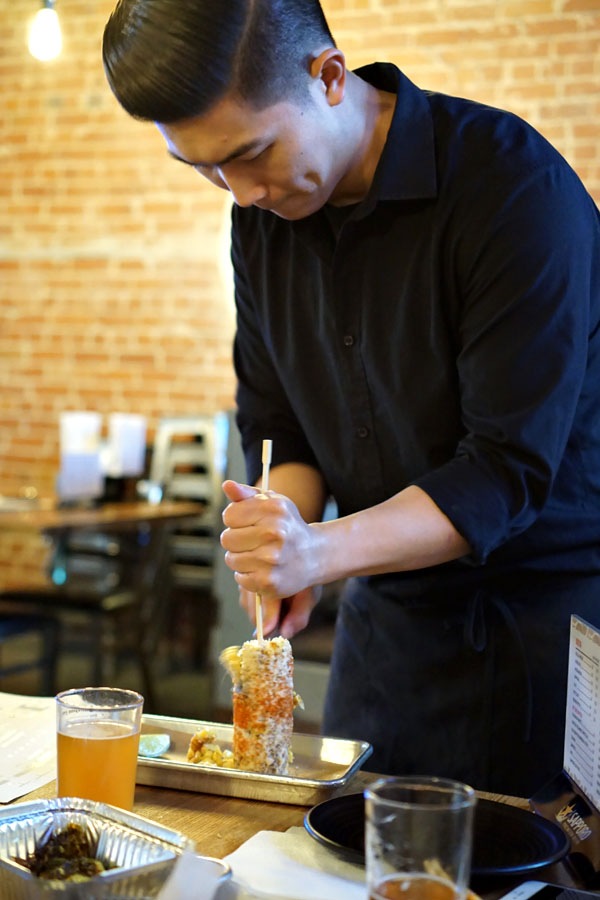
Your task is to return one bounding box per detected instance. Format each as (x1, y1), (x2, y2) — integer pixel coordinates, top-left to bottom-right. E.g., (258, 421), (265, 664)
(137, 714), (373, 806)
(0, 796), (195, 899)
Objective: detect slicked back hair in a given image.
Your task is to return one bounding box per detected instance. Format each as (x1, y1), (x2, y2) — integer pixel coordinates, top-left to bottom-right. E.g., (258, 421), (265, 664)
(102, 0), (335, 123)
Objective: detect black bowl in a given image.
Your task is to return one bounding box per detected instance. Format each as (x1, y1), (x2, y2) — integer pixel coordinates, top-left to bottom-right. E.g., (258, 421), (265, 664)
(304, 793), (570, 877)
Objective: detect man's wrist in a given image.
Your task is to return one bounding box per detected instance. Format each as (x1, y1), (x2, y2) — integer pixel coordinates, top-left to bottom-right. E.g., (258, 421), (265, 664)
(307, 519), (340, 587)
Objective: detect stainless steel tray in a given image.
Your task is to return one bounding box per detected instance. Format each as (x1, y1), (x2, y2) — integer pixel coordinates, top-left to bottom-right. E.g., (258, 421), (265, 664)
(137, 715), (372, 806)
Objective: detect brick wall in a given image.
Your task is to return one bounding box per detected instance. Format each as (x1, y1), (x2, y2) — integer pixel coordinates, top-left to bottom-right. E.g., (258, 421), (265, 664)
(1, 0), (599, 588)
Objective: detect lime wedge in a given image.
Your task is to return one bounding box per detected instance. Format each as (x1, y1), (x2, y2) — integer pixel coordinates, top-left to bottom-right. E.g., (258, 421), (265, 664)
(139, 733), (171, 758)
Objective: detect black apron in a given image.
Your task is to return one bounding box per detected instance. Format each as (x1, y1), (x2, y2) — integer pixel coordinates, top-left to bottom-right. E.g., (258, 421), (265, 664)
(322, 568), (600, 796)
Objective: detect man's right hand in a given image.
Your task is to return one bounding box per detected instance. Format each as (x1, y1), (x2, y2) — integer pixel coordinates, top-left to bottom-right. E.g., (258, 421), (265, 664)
(238, 585), (321, 639)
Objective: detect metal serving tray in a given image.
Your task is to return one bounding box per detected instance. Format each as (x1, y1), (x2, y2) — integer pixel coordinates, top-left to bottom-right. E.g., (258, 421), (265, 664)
(137, 714), (372, 806)
(0, 796), (195, 899)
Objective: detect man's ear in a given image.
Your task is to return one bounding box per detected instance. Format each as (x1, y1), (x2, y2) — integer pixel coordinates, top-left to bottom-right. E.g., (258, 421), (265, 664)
(310, 48), (346, 106)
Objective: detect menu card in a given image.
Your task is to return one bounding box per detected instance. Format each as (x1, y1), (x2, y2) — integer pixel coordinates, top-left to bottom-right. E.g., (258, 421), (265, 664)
(0, 692), (56, 803)
(530, 616), (600, 885)
(564, 616), (600, 807)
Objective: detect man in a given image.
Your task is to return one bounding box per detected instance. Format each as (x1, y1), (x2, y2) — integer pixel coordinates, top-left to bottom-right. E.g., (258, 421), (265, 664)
(103, 0), (600, 795)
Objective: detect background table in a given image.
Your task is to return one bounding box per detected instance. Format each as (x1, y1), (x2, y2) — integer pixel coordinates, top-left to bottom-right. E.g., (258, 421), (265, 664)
(0, 500), (204, 535)
(0, 501), (204, 705)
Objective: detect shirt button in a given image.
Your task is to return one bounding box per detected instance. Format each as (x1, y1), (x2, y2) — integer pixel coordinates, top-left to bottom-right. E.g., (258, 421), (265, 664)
(343, 334), (354, 347)
(356, 426), (369, 439)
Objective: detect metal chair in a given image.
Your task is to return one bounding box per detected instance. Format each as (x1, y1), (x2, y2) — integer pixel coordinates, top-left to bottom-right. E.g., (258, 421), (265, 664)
(0, 613), (60, 695)
(149, 413), (228, 588)
(147, 414), (228, 668)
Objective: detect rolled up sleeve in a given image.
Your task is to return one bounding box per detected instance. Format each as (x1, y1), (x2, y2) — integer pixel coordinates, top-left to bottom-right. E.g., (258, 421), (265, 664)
(414, 162), (597, 563)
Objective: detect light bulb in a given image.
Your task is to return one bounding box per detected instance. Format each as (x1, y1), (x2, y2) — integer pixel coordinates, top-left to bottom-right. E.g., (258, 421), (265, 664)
(28, 5), (62, 61)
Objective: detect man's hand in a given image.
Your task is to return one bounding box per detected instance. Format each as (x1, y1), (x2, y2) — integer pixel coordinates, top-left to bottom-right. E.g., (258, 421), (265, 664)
(221, 479), (322, 603)
(237, 585), (321, 639)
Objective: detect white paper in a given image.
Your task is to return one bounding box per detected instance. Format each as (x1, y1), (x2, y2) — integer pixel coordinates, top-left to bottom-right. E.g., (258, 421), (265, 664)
(0, 692), (56, 803)
(220, 826), (365, 900)
(564, 616), (600, 809)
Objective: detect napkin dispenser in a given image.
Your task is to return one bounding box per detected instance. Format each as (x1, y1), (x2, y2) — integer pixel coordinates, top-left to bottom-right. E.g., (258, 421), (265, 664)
(106, 413), (147, 478)
(57, 411), (104, 503)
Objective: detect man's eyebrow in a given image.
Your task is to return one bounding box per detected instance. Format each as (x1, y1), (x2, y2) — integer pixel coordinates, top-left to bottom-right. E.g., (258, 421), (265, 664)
(167, 139), (262, 169)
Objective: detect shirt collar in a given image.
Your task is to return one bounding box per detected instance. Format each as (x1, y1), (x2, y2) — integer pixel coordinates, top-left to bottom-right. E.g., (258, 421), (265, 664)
(352, 62), (438, 215)
(290, 62), (437, 249)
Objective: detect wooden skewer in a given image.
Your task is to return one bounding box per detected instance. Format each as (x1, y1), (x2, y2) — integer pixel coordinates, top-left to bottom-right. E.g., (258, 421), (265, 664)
(255, 596), (264, 643)
(255, 439), (272, 642)
(261, 439), (272, 494)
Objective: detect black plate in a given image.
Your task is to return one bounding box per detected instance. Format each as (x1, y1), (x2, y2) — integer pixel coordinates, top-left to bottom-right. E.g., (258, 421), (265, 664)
(304, 793), (570, 877)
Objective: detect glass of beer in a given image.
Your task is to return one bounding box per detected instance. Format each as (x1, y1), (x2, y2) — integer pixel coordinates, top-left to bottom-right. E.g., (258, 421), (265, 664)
(365, 776), (476, 900)
(56, 687), (144, 811)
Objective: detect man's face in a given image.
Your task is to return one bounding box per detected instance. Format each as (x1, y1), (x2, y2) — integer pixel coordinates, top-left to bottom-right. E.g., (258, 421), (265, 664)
(157, 86), (349, 220)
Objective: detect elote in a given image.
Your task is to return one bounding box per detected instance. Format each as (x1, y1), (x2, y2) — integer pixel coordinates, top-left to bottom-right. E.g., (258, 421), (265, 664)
(220, 636), (296, 775)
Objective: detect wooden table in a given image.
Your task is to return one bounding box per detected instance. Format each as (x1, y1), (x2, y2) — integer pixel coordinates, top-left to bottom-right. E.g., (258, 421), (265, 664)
(0, 500), (204, 535)
(19, 773), (582, 898)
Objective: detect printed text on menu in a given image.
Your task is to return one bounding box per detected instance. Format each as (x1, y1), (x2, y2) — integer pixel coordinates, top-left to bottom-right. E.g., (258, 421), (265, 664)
(564, 615), (600, 809)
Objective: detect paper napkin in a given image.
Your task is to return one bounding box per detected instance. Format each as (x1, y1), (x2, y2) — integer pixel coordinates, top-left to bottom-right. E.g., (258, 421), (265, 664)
(157, 851), (231, 900)
(218, 826), (365, 900)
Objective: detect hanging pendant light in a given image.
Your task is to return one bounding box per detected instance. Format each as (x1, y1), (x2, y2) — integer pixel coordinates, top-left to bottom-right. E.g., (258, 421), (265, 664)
(28, 0), (62, 62)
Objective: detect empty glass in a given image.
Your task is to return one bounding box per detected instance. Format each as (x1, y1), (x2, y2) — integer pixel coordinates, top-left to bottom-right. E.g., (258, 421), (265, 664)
(365, 776), (476, 900)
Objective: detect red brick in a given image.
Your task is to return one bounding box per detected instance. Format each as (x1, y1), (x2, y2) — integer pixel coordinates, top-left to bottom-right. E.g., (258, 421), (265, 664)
(0, 0), (599, 589)
(564, 0), (600, 9)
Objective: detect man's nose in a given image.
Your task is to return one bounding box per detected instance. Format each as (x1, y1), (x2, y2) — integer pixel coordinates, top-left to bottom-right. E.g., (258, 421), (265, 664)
(217, 167), (267, 207)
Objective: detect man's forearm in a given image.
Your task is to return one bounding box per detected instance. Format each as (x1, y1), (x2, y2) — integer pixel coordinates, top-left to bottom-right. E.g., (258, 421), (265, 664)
(223, 472), (471, 602)
(309, 484), (471, 585)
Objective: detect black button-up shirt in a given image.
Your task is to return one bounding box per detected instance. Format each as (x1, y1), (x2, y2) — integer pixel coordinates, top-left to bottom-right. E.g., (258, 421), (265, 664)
(231, 62), (600, 576)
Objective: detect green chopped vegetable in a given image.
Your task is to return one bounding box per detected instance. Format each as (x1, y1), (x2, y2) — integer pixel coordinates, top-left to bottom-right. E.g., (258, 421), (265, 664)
(26, 823), (109, 883)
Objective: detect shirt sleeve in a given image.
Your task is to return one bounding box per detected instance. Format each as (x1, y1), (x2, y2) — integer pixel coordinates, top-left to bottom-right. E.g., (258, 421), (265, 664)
(414, 160), (599, 564)
(231, 209), (321, 486)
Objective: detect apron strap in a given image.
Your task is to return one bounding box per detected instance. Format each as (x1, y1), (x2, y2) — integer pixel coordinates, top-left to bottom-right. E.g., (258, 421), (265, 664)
(464, 591), (533, 743)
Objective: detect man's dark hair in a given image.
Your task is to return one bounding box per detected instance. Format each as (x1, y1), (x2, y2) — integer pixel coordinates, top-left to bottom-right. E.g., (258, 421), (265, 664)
(102, 0), (335, 123)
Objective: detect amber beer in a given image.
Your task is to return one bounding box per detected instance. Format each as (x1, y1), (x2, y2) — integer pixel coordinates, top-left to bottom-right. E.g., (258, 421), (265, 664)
(57, 720), (140, 810)
(370, 874), (459, 900)
(56, 687), (143, 811)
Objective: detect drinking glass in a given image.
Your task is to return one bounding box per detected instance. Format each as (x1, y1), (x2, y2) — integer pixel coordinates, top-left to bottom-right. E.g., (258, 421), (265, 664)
(365, 776), (476, 900)
(56, 687), (143, 810)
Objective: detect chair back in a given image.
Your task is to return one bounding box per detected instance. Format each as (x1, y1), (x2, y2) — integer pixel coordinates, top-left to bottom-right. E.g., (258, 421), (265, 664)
(149, 413), (229, 589)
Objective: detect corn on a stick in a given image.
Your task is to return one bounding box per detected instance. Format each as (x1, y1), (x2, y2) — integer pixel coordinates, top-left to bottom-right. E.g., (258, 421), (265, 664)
(220, 637), (294, 774)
